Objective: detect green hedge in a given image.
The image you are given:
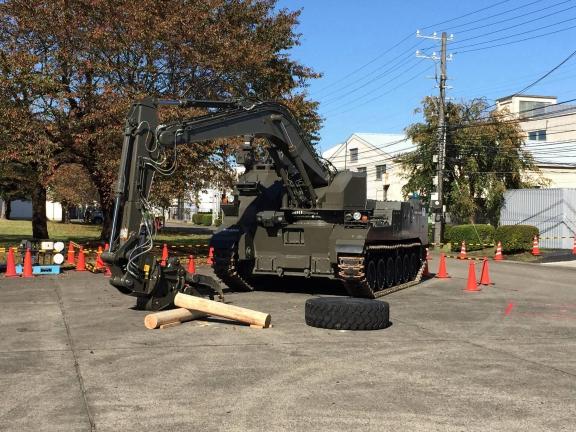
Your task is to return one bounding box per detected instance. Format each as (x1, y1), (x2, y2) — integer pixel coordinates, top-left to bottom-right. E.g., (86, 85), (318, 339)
(214, 218), (222, 227)
(193, 213), (213, 226)
(494, 225), (539, 253)
(443, 224), (454, 243)
(446, 224), (495, 252)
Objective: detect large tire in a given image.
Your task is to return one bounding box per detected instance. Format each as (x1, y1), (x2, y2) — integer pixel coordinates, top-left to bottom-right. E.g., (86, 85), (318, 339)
(305, 297), (390, 330)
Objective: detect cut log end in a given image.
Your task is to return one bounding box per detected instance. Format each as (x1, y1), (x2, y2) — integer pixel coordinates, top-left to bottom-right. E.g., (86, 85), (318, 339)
(144, 307), (208, 330)
(144, 315), (159, 330)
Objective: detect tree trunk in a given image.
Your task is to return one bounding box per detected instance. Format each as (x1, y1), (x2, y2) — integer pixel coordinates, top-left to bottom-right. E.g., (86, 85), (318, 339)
(100, 197), (114, 241)
(5, 200), (11, 219)
(61, 202), (74, 223)
(90, 168), (114, 240)
(31, 183), (49, 239)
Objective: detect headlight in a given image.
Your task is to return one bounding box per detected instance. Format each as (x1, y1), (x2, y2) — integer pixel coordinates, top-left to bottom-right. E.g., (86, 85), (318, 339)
(353, 211), (362, 221)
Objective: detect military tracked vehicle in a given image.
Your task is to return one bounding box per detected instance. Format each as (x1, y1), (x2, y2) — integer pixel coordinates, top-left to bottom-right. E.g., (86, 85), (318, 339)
(102, 97), (428, 310)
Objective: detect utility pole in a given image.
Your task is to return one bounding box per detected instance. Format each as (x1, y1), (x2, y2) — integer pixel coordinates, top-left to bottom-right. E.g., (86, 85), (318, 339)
(416, 30), (452, 246)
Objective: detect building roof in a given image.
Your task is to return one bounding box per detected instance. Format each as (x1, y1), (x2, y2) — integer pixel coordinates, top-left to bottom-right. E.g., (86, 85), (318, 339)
(496, 94), (557, 102)
(322, 133), (415, 161)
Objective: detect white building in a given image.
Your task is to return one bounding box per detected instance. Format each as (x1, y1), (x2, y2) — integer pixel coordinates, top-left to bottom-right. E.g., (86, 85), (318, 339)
(0, 199), (63, 221)
(322, 133), (414, 201)
(496, 94), (576, 188)
(167, 166), (244, 223)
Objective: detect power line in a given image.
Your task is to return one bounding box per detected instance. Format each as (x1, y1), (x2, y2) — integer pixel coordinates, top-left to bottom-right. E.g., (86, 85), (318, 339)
(447, 99), (576, 131)
(420, 0), (514, 30)
(325, 137), (411, 160)
(312, 0), (524, 99)
(452, 15), (576, 51)
(451, 66), (576, 99)
(323, 64), (434, 117)
(455, 22), (576, 54)
(456, 0), (574, 35)
(480, 54), (576, 112)
(311, 33), (415, 95)
(320, 54), (421, 106)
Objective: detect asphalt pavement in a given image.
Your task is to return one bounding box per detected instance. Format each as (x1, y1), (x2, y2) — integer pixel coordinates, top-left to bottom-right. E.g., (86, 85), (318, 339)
(0, 257), (575, 431)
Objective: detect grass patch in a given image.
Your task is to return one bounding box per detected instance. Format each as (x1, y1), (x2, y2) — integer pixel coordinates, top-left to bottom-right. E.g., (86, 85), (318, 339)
(0, 220), (101, 248)
(0, 219), (211, 260)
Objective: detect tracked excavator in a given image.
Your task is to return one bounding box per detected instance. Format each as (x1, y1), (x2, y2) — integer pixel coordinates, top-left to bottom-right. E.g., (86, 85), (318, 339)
(102, 97), (428, 311)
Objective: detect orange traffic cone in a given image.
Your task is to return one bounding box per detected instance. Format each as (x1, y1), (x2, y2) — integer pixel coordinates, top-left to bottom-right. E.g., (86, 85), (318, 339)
(95, 245), (104, 270)
(207, 246), (214, 265)
(22, 248), (34, 278)
(531, 236), (541, 256)
(478, 257), (493, 286)
(187, 255), (196, 274)
(67, 241), (75, 265)
(572, 237), (576, 256)
(4, 247), (18, 278)
(458, 241), (467, 259)
(435, 253), (450, 278)
(160, 243), (168, 267)
(423, 258), (432, 277)
(494, 241), (504, 261)
(465, 261), (480, 292)
(76, 246), (86, 271)
(103, 243), (112, 277)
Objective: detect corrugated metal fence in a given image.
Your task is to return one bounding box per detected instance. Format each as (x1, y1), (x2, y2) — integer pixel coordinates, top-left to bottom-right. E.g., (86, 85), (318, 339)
(500, 188), (576, 249)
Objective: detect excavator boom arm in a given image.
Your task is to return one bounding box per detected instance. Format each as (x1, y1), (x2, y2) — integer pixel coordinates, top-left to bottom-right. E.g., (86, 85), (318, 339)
(102, 97), (330, 310)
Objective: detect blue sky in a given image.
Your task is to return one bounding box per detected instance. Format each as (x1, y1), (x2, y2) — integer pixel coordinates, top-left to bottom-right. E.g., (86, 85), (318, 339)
(276, 0), (576, 151)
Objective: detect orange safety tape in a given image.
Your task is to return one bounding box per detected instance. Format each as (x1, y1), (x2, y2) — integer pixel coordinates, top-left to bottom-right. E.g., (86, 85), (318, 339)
(445, 255), (488, 261)
(152, 244), (210, 249)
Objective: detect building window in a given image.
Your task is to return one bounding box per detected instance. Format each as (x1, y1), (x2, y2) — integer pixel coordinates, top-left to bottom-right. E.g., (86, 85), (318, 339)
(349, 148), (358, 163)
(357, 166), (366, 173)
(375, 164), (386, 180)
(519, 100), (548, 118)
(528, 130), (546, 141)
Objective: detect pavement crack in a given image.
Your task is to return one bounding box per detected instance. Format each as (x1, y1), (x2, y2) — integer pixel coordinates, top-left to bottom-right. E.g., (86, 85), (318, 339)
(54, 284), (96, 432)
(464, 339), (576, 379)
(395, 318), (576, 379)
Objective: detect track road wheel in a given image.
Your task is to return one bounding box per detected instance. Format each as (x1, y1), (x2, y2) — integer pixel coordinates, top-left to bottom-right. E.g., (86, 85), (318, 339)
(402, 254), (410, 282)
(305, 297), (390, 330)
(366, 259), (377, 290)
(395, 256), (402, 285)
(386, 256), (395, 288)
(377, 258), (386, 290)
(410, 253), (419, 278)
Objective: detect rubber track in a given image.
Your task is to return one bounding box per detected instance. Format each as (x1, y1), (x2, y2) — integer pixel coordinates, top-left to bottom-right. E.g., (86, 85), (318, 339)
(341, 243), (426, 298)
(212, 249), (255, 292)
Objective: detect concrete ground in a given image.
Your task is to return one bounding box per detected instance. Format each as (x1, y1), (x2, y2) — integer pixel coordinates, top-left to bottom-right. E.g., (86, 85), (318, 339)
(1, 257), (575, 432)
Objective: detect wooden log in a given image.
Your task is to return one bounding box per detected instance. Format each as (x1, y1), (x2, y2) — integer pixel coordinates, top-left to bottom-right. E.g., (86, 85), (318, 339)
(159, 322), (181, 330)
(144, 308), (207, 330)
(174, 293), (271, 328)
